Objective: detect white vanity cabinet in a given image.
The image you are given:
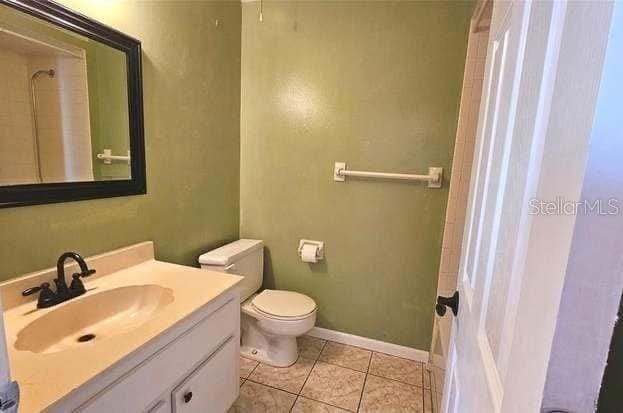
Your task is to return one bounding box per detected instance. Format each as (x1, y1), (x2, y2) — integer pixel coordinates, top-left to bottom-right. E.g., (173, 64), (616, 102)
(2, 243), (243, 413)
(72, 294), (240, 413)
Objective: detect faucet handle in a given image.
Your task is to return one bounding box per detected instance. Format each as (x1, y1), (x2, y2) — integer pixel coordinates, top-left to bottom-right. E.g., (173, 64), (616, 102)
(22, 282), (50, 296)
(22, 282), (57, 308)
(69, 268), (94, 295)
(70, 274), (85, 293)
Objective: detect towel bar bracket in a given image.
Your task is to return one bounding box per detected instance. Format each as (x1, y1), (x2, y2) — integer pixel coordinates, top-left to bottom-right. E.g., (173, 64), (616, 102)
(333, 162), (347, 182)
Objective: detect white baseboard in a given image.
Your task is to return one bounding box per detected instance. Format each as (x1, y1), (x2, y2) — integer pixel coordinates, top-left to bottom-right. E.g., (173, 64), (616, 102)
(307, 327), (429, 363)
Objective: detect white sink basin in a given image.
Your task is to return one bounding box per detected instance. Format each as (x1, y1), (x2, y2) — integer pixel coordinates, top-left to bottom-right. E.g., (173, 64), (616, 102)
(15, 285), (174, 354)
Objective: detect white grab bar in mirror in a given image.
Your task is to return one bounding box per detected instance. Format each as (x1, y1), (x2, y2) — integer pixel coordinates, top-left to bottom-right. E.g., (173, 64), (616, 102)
(97, 149), (131, 165)
(333, 162), (443, 188)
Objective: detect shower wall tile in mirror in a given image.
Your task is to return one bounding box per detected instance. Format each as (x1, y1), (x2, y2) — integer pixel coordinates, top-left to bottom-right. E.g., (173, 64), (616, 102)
(0, 3), (130, 186)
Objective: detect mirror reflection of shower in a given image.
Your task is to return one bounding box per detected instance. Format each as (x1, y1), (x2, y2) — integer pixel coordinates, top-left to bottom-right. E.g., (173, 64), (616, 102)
(0, 22), (98, 186)
(30, 69), (55, 183)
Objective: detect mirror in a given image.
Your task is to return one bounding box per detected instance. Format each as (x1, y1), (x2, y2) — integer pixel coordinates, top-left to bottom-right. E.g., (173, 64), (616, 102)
(0, 0), (145, 207)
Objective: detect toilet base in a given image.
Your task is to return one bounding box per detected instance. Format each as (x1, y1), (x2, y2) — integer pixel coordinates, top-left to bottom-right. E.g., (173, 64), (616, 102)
(240, 313), (299, 367)
(240, 342), (298, 368)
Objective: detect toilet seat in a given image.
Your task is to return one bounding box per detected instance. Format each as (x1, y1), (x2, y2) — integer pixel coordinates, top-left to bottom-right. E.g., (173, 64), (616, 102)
(251, 290), (316, 321)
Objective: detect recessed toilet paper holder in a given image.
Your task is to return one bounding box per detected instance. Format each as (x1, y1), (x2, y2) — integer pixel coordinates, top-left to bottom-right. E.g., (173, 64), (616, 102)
(298, 240), (324, 261)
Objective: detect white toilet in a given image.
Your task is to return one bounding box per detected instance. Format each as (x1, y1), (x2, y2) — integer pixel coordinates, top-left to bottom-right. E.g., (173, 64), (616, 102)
(199, 239), (317, 367)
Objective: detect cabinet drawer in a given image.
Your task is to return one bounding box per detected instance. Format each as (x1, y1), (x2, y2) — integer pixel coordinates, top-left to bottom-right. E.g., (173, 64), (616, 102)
(78, 299), (238, 413)
(172, 336), (238, 413)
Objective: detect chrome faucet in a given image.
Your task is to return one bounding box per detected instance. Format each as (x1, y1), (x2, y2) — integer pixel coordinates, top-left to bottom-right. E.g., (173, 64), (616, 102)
(22, 252), (96, 308)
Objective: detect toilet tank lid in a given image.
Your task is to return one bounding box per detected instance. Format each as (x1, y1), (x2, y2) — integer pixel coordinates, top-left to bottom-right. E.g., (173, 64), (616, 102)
(198, 239), (264, 266)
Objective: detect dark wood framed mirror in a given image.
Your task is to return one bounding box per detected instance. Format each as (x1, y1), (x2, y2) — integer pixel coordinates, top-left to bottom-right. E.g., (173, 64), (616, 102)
(0, 0), (145, 208)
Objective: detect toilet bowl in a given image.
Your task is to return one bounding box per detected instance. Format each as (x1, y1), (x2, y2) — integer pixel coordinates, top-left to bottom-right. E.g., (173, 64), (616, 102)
(241, 290), (316, 366)
(198, 240), (317, 367)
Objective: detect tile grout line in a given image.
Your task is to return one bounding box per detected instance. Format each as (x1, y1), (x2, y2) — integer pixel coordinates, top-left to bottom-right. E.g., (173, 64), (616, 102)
(306, 339), (429, 410)
(318, 340), (373, 374)
(428, 367), (439, 413)
(421, 362), (426, 413)
(297, 339), (366, 412)
(308, 335), (427, 364)
(298, 341), (325, 393)
(246, 377), (300, 396)
(430, 370), (435, 413)
(298, 394), (356, 412)
(428, 370), (436, 413)
(291, 355), (315, 413)
(245, 358), (261, 381)
(372, 348), (428, 364)
(240, 359), (298, 394)
(290, 396), (298, 413)
(243, 369), (422, 413)
(289, 339), (327, 412)
(244, 340), (327, 398)
(355, 351), (373, 413)
(318, 339), (427, 384)
(317, 360), (369, 374)
(365, 371), (426, 389)
(243, 339), (429, 412)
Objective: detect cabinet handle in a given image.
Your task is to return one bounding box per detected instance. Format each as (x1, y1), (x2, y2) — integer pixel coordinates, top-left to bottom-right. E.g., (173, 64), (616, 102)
(183, 391), (193, 403)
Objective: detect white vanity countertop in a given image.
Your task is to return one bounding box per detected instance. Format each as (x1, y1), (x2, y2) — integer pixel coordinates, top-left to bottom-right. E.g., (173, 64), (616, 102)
(0, 243), (242, 413)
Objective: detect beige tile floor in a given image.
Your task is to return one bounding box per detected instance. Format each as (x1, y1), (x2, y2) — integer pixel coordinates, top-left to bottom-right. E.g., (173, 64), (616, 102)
(231, 335), (434, 413)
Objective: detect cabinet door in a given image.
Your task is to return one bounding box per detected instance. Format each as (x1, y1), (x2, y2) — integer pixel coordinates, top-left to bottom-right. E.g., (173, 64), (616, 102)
(172, 336), (238, 413)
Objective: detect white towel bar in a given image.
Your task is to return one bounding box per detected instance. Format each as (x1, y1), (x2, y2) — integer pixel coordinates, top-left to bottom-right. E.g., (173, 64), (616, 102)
(97, 149), (131, 165)
(333, 162), (443, 188)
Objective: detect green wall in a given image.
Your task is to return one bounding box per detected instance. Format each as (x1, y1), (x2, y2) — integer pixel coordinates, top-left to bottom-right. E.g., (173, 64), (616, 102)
(0, 0), (241, 280)
(240, 1), (470, 349)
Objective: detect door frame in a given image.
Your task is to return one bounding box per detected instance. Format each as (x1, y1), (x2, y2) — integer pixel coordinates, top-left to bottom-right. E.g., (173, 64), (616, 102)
(540, 1), (623, 410)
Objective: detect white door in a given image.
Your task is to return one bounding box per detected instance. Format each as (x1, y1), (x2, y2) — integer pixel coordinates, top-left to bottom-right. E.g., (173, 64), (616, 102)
(441, 0), (589, 411)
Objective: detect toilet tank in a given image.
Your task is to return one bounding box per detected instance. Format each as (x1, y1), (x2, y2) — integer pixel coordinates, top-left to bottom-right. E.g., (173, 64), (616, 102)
(198, 239), (264, 302)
